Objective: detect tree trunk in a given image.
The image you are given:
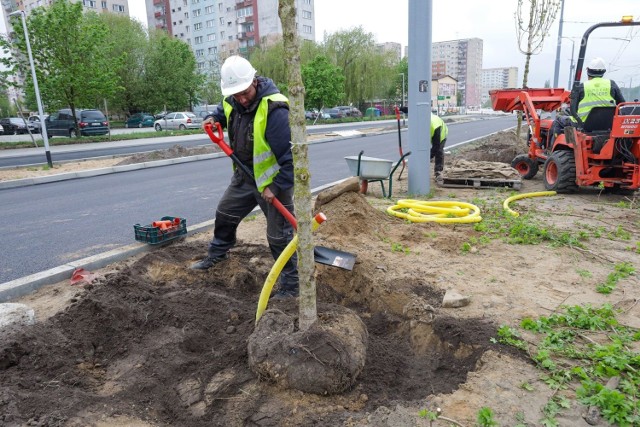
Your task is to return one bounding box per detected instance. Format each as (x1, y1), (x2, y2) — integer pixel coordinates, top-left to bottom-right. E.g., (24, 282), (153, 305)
(278, 0), (317, 331)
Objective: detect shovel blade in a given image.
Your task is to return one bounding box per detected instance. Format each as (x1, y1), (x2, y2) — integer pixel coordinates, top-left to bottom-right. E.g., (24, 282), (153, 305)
(313, 246), (356, 271)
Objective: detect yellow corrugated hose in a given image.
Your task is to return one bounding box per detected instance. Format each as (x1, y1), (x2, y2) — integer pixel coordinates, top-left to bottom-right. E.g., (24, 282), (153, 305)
(255, 213), (325, 324)
(386, 199), (482, 223)
(503, 191), (557, 217)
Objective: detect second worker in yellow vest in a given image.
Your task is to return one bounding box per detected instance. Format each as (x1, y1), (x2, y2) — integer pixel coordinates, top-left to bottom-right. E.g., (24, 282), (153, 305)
(430, 113), (448, 178)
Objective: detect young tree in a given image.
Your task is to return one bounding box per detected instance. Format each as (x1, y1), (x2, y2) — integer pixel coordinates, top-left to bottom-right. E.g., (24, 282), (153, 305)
(515, 0), (560, 133)
(10, 0), (120, 123)
(278, 0), (316, 331)
(301, 55), (345, 111)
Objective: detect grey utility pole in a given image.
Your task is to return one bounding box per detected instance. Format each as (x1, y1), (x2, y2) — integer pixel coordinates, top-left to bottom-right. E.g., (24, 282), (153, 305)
(553, 0), (566, 88)
(407, 0), (432, 195)
(9, 10), (53, 167)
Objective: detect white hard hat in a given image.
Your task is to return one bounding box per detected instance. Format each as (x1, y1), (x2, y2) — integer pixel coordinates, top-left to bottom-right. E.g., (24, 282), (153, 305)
(220, 55), (257, 96)
(587, 57), (606, 77)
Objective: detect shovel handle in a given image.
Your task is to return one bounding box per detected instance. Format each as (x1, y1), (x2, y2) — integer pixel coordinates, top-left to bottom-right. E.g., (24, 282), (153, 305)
(203, 122), (299, 230)
(204, 122), (233, 156)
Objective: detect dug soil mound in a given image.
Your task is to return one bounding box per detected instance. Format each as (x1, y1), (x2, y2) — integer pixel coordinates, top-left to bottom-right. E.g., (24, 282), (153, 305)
(2, 130), (639, 426)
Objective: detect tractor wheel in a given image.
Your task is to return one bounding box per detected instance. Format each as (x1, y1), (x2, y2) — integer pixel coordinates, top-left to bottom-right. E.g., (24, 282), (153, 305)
(543, 150), (577, 193)
(511, 154), (539, 179)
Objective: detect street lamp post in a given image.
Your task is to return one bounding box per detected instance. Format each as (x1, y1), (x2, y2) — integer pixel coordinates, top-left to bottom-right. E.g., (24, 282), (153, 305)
(399, 73), (405, 108)
(10, 10), (52, 167)
(561, 37), (576, 91)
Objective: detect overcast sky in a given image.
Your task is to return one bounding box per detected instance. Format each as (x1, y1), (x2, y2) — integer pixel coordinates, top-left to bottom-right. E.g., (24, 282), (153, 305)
(8, 1), (640, 90)
(314, 0), (639, 89)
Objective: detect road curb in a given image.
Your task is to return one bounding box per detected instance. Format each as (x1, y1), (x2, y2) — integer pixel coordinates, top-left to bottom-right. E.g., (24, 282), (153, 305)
(0, 219), (216, 302)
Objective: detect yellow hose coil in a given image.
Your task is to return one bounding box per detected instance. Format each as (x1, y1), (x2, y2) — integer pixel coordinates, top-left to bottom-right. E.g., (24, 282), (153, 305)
(503, 191), (557, 217)
(386, 199), (482, 223)
(255, 213), (325, 324)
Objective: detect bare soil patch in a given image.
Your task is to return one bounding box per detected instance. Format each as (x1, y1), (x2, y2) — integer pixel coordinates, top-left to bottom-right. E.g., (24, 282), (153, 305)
(1, 130), (639, 426)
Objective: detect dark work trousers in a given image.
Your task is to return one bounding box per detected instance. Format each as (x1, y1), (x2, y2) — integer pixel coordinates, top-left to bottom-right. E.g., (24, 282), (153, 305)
(430, 127), (446, 174)
(208, 170), (298, 290)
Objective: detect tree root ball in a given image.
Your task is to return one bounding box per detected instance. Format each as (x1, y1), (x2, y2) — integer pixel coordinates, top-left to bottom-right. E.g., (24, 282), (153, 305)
(247, 304), (368, 395)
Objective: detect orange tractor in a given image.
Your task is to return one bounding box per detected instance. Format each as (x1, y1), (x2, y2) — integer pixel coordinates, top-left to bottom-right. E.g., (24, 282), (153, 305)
(490, 17), (640, 193)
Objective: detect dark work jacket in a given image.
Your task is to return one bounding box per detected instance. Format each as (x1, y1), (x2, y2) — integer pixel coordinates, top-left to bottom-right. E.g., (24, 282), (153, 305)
(207, 76), (293, 195)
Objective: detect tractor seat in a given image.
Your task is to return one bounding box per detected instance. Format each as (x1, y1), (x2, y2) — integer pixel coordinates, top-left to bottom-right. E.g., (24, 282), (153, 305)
(581, 106), (616, 133)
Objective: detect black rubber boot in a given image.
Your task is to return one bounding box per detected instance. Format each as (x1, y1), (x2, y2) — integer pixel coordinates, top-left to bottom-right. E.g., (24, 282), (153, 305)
(189, 253), (229, 270)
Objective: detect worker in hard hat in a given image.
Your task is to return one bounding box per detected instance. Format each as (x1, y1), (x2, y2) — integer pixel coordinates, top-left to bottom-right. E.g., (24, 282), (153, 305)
(570, 57), (625, 123)
(430, 113), (448, 180)
(549, 57), (625, 148)
(192, 56), (299, 299)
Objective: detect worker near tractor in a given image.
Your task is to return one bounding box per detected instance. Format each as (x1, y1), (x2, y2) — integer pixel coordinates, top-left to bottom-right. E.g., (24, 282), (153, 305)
(191, 55), (299, 298)
(549, 57), (625, 147)
(430, 113), (448, 179)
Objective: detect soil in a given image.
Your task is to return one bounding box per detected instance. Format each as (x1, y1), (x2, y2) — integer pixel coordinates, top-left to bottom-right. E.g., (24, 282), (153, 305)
(1, 130), (639, 427)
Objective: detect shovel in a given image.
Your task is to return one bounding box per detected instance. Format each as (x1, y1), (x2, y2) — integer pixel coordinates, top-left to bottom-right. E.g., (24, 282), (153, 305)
(204, 122), (356, 270)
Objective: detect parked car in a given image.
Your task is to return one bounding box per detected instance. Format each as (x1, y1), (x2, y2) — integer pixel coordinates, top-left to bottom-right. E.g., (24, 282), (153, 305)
(125, 113), (155, 128)
(0, 124), (3, 135)
(305, 110), (317, 120)
(154, 112), (202, 131)
(335, 106), (362, 117)
(27, 115), (48, 133)
(45, 109), (110, 138)
(0, 117), (30, 134)
(325, 108), (345, 119)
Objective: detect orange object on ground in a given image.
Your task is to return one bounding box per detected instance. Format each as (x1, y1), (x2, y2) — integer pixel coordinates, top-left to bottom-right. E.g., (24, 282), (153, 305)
(152, 218), (181, 230)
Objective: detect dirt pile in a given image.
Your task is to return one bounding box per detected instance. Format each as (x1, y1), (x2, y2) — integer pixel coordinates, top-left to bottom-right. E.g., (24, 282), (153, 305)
(1, 129), (639, 426)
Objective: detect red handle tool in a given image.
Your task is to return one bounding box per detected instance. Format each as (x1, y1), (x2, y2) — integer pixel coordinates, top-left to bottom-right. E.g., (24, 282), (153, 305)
(204, 122), (298, 229)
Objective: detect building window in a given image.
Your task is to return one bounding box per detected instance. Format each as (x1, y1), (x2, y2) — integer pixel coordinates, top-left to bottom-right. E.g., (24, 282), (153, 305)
(193, 9), (201, 17)
(218, 2), (223, 12)
(192, 0), (199, 3)
(185, 12), (189, 18)
(219, 17), (224, 25)
(304, 0), (311, 4)
(197, 62), (205, 70)
(302, 10), (311, 19)
(208, 47), (217, 55)
(206, 19), (214, 28)
(237, 6), (252, 18)
(83, 0), (97, 7)
(303, 25), (312, 34)
(101, 1), (107, 7)
(205, 5), (213, 13)
(112, 4), (125, 12)
(196, 49), (204, 57)
(194, 22), (202, 30)
(207, 33), (216, 41)
(194, 36), (203, 44)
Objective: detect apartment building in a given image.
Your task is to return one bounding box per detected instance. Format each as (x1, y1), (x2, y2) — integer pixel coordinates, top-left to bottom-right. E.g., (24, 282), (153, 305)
(146, 0), (315, 76)
(431, 38), (483, 108)
(481, 66), (518, 106)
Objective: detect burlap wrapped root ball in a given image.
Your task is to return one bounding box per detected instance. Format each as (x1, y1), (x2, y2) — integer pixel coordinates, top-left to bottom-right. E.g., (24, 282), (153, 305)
(247, 304), (368, 395)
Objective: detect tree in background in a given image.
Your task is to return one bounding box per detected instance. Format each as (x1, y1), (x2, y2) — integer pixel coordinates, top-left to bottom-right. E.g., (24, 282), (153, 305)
(301, 55), (345, 111)
(99, 13), (147, 115)
(249, 37), (324, 96)
(324, 27), (397, 107)
(139, 29), (203, 113)
(515, 0), (560, 134)
(9, 0), (120, 124)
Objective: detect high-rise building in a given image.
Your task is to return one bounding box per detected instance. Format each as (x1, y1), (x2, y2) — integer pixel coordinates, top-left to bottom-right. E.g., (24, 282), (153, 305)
(376, 42), (401, 62)
(432, 38), (483, 108)
(481, 67), (518, 106)
(145, 0), (315, 76)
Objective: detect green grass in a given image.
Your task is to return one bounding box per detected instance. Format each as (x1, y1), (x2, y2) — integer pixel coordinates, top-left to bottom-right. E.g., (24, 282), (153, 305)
(498, 304), (640, 426)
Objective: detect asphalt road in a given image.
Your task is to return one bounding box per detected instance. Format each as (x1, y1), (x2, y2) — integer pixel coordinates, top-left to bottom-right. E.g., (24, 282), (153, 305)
(0, 116), (516, 284)
(0, 120), (409, 167)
